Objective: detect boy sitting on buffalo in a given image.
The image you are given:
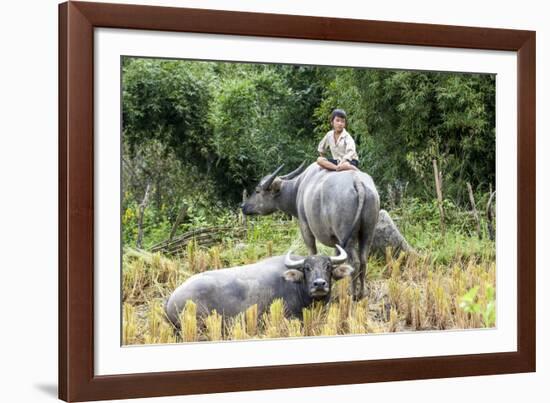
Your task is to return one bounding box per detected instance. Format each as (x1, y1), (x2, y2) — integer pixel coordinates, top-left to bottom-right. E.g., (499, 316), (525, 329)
(316, 109), (359, 172)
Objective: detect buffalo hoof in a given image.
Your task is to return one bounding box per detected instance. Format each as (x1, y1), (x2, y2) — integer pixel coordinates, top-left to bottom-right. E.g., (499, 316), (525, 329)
(352, 288), (365, 301)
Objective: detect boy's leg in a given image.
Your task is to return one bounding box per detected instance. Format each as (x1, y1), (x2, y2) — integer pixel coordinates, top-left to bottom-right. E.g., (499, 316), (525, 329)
(337, 160), (359, 171)
(317, 157), (338, 171)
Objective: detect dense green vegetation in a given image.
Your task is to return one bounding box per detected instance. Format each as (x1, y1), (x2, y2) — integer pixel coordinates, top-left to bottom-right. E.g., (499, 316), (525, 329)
(121, 57), (495, 248)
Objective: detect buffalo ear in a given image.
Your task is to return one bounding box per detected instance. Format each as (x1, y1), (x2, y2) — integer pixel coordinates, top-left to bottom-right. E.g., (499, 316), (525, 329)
(283, 269), (304, 283)
(332, 264), (354, 280)
(271, 177), (282, 193)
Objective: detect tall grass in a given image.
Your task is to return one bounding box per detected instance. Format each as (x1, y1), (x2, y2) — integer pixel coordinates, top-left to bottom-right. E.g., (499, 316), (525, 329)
(179, 300), (198, 342)
(122, 206), (496, 345)
(204, 310), (222, 341)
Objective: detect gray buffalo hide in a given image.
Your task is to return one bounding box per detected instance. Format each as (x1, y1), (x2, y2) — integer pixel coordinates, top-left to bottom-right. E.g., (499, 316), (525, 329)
(371, 209), (413, 258)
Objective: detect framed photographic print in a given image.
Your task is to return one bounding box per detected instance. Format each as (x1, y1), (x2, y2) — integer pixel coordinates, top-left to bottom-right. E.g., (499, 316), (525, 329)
(59, 1), (535, 401)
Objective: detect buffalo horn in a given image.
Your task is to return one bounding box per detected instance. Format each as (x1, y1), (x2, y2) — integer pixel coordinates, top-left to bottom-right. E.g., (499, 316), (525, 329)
(279, 161), (307, 180)
(284, 250), (305, 269)
(261, 164), (285, 190)
(330, 245), (348, 265)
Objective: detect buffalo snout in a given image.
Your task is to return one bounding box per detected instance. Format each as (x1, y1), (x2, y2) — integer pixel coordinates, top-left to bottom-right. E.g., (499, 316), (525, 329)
(241, 203), (256, 215)
(313, 278), (328, 289)
(309, 276), (330, 298)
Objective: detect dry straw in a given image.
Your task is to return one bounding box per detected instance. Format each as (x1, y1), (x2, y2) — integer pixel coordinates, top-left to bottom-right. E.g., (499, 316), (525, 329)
(122, 236), (496, 344)
(179, 300), (198, 342)
(204, 310), (222, 341)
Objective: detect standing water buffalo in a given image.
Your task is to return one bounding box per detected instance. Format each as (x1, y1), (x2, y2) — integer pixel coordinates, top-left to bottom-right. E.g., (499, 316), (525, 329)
(241, 162), (380, 299)
(165, 245), (353, 327)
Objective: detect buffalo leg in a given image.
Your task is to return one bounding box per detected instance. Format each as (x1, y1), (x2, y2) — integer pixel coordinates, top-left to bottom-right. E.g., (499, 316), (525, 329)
(345, 243), (361, 300)
(298, 221), (317, 255)
(358, 242), (369, 300)
(358, 207), (378, 300)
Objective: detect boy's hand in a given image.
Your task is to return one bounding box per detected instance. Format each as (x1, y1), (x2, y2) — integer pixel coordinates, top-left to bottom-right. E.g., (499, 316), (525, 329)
(337, 161), (358, 172)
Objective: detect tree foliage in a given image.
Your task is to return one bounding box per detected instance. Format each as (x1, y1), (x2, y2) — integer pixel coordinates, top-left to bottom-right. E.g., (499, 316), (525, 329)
(316, 68), (495, 201)
(121, 57), (495, 246)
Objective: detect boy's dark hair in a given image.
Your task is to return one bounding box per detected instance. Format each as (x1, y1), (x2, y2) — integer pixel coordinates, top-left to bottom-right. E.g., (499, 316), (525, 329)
(330, 109), (347, 122)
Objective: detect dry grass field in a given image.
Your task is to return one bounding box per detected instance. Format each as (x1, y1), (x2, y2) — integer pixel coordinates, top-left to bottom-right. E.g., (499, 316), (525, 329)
(122, 216), (496, 345)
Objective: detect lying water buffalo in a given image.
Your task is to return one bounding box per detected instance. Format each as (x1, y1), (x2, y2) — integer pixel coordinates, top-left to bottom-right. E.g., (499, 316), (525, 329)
(371, 209), (413, 258)
(164, 245), (353, 327)
(241, 162), (379, 299)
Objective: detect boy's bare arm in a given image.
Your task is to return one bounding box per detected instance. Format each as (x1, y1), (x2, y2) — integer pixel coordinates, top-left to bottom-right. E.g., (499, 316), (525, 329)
(317, 134), (329, 156)
(341, 136), (358, 162)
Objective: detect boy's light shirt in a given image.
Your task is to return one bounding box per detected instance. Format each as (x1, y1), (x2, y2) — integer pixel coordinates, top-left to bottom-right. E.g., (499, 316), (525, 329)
(317, 129), (359, 162)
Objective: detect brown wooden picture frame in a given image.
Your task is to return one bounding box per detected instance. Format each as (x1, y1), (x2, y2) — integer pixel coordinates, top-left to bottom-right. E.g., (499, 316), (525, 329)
(59, 1), (536, 401)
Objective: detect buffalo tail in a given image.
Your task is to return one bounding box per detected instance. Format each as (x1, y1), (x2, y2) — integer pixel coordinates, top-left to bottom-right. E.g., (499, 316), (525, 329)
(342, 173), (366, 248)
